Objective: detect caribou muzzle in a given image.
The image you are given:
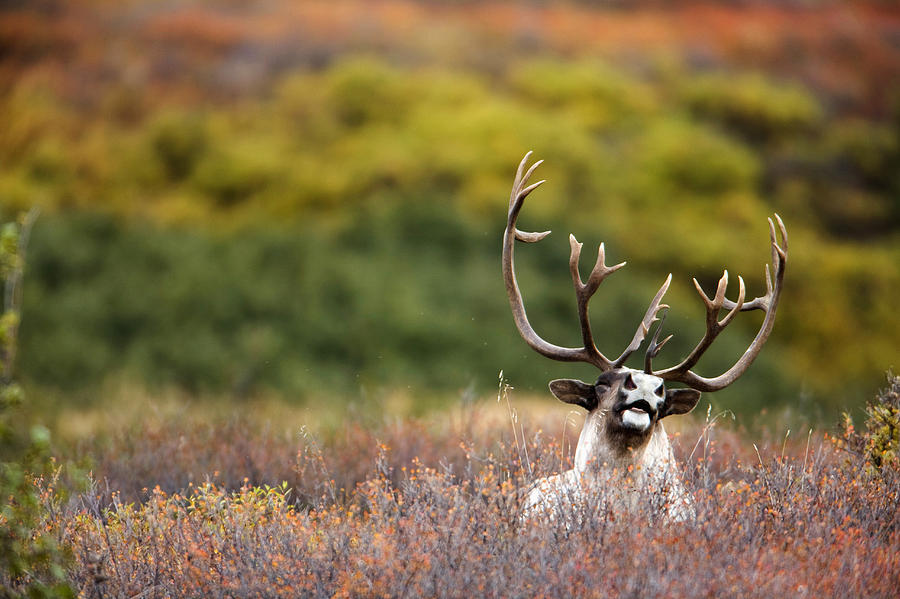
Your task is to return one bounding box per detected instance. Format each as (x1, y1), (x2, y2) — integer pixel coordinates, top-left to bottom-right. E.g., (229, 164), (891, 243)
(615, 398), (657, 431)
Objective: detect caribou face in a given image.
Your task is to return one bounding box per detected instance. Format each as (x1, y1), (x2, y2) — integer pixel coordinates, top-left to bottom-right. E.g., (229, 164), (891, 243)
(550, 369), (700, 457)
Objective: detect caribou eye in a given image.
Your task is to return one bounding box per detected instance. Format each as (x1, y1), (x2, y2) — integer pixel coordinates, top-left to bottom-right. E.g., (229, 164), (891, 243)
(655, 384), (664, 397)
(623, 373), (637, 390)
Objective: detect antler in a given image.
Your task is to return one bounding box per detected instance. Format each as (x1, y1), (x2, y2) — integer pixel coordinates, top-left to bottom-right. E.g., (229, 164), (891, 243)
(650, 215), (788, 392)
(502, 152), (671, 371)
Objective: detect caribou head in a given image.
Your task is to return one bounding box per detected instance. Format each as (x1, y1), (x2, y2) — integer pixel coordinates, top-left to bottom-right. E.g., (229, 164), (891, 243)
(551, 369), (701, 468)
(504, 152), (788, 521)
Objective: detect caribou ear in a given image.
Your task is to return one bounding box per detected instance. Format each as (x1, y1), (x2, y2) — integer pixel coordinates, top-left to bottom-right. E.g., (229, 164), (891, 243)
(549, 379), (598, 411)
(661, 388), (701, 418)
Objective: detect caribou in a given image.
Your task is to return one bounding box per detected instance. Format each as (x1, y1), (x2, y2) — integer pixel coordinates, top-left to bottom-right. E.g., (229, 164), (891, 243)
(503, 152), (788, 523)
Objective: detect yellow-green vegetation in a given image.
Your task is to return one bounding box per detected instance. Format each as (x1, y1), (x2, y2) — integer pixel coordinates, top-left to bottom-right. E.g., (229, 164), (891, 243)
(0, 213), (75, 598)
(840, 373), (900, 475)
(2, 55), (898, 415)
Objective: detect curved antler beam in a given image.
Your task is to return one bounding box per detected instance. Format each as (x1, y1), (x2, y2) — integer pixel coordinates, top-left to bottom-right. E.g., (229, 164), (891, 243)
(502, 152), (613, 369)
(503, 153), (675, 372)
(654, 215), (788, 392)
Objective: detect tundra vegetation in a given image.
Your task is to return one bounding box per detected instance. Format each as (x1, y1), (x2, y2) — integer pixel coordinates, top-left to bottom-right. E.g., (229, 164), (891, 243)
(4, 381), (898, 597)
(1, 0), (899, 596)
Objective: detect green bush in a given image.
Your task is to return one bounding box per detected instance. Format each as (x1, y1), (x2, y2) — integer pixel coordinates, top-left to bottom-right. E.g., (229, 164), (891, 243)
(0, 212), (74, 598)
(147, 111), (210, 183)
(681, 72), (823, 143)
(17, 209), (804, 416)
(840, 372), (900, 474)
(0, 56), (896, 417)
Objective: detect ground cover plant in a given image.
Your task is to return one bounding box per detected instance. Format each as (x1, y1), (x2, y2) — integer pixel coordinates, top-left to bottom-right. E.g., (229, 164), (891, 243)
(11, 377), (898, 598)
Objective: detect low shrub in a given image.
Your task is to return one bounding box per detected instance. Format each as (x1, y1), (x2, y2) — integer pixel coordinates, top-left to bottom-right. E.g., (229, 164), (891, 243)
(839, 372), (900, 474)
(36, 398), (900, 598)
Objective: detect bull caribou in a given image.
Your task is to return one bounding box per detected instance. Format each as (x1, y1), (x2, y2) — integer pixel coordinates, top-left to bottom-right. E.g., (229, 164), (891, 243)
(503, 152), (788, 523)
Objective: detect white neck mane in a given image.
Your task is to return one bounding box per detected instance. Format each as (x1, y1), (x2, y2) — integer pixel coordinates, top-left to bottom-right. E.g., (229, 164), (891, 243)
(522, 416), (693, 524)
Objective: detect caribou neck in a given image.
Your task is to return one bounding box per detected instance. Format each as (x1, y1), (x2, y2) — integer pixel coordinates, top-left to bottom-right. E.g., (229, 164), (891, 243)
(573, 413), (668, 476)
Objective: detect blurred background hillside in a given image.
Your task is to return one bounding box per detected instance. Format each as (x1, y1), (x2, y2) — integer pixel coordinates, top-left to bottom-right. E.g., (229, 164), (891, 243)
(1, 0), (898, 422)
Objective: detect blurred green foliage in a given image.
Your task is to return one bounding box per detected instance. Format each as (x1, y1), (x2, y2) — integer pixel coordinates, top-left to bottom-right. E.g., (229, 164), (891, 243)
(680, 72), (824, 143)
(1, 213), (74, 598)
(1, 56), (898, 417)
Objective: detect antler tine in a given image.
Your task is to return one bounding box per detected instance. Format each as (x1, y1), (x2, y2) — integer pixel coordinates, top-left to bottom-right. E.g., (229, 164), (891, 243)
(722, 214), (787, 312)
(510, 152), (531, 208)
(644, 308), (673, 374)
(570, 236), (626, 356)
(507, 153), (548, 243)
(503, 153), (613, 369)
(613, 274), (672, 368)
(654, 215), (787, 392)
(653, 270), (744, 382)
(586, 242), (627, 295)
(509, 151), (545, 211)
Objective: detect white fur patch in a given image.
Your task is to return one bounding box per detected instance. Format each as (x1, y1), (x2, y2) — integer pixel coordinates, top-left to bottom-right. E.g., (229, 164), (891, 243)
(622, 408), (651, 430)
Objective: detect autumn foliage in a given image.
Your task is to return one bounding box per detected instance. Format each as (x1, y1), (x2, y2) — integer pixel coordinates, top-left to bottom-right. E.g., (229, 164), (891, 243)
(13, 397), (896, 597)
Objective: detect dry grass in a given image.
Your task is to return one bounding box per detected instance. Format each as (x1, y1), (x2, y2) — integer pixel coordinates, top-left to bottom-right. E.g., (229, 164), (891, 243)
(20, 393), (895, 598)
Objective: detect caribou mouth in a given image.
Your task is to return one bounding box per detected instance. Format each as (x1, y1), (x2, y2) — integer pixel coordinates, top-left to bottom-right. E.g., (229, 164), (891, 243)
(619, 399), (654, 416)
(617, 399), (655, 431)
